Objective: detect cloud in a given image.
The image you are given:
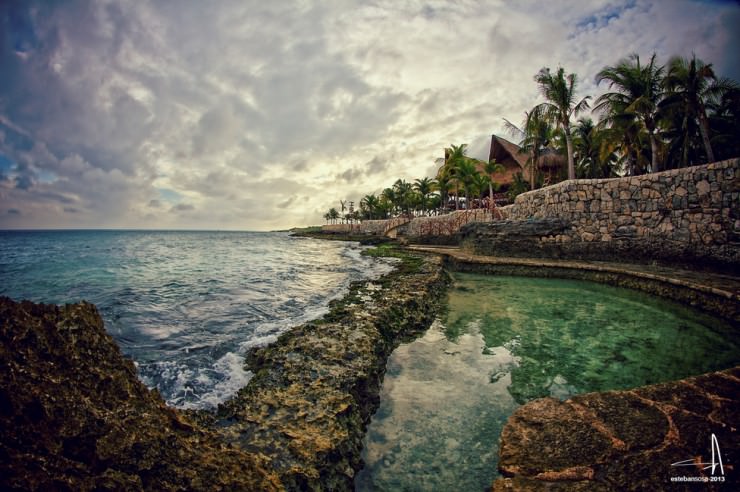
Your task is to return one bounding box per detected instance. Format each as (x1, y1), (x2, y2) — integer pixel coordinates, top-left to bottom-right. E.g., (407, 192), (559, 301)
(0, 0), (737, 229)
(170, 203), (195, 213)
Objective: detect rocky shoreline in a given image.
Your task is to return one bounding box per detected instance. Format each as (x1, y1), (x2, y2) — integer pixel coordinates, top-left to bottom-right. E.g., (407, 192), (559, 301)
(0, 247), (449, 491)
(200, 249), (449, 489)
(493, 366), (739, 491)
(2, 235), (738, 490)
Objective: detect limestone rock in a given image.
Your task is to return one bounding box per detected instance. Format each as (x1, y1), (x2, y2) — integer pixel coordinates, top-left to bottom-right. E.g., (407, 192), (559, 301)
(493, 367), (740, 490)
(0, 297), (280, 491)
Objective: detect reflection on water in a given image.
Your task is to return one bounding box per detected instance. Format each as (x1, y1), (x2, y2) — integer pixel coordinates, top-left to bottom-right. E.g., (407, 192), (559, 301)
(356, 273), (739, 491)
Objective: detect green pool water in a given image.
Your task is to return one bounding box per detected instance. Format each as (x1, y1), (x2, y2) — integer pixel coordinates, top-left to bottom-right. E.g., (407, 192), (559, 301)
(354, 273), (739, 491)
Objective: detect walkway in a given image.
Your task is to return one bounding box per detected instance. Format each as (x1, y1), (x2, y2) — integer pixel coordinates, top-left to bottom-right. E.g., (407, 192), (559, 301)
(407, 245), (740, 322)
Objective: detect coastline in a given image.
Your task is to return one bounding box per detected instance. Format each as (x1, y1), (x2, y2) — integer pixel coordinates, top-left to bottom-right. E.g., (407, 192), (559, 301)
(197, 246), (450, 489)
(0, 243), (449, 491)
(1, 231), (738, 489)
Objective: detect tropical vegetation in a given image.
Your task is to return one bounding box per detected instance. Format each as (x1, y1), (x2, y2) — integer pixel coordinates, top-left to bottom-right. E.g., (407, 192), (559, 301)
(324, 51), (738, 223)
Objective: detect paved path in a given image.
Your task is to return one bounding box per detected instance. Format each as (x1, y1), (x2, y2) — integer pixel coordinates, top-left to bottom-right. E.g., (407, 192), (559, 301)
(406, 245), (740, 303)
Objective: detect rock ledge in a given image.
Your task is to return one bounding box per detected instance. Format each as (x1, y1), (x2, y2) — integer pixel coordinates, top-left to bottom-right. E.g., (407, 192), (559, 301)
(493, 367), (739, 491)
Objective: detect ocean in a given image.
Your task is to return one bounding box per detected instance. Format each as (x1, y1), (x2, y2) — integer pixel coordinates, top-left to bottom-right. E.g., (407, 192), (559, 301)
(0, 230), (395, 409)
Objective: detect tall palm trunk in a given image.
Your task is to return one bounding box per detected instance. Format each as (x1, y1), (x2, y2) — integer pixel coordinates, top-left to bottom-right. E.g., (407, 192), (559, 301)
(529, 152), (536, 189)
(649, 130), (660, 172)
(565, 124), (575, 180)
(698, 105), (715, 163)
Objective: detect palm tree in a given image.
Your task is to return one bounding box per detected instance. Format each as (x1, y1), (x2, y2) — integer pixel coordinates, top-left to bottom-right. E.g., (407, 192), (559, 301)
(393, 179), (414, 216)
(381, 187), (397, 216)
(573, 117), (619, 178)
(339, 200), (347, 223)
(435, 167), (453, 213)
(482, 158), (504, 210)
(470, 173), (490, 208)
(594, 103), (651, 176)
(662, 54), (738, 165)
(445, 144), (469, 209)
(328, 207), (340, 224)
(449, 158), (479, 210)
(594, 53), (665, 172)
(505, 111), (555, 189)
(710, 85), (740, 160)
(414, 177), (437, 216)
(360, 194), (381, 220)
(532, 66), (591, 180)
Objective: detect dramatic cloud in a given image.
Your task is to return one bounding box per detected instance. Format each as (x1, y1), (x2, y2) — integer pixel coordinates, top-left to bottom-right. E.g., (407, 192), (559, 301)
(0, 0), (737, 229)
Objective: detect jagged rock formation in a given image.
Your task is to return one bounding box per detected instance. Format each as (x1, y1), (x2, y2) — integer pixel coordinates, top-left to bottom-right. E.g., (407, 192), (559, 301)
(0, 297), (281, 491)
(210, 254), (449, 490)
(493, 367), (739, 491)
(0, 251), (449, 491)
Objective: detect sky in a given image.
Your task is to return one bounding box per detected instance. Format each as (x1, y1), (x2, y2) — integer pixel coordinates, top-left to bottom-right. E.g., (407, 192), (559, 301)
(1, 0), (738, 231)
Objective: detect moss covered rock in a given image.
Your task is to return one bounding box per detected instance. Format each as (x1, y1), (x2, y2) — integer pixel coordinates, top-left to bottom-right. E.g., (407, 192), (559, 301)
(0, 297), (280, 491)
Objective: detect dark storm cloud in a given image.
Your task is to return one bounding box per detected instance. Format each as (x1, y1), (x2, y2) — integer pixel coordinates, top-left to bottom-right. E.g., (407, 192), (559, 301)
(0, 0), (736, 229)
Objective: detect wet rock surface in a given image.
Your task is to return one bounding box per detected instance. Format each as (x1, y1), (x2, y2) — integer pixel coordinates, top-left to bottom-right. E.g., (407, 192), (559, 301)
(0, 251), (448, 491)
(0, 297), (280, 491)
(459, 219), (572, 258)
(493, 367), (740, 491)
(210, 254), (449, 490)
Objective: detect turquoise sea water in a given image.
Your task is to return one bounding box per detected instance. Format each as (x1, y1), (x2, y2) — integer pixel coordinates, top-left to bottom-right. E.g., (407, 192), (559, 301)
(356, 273), (739, 491)
(0, 230), (394, 409)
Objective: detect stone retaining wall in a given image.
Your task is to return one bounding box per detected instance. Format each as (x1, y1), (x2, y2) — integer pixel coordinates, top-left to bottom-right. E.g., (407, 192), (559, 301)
(321, 224), (362, 233)
(463, 159), (740, 269)
(401, 210), (493, 236)
(323, 210), (495, 238)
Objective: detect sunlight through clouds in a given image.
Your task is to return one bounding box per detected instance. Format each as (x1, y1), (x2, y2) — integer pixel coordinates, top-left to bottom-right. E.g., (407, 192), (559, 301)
(0, 0), (737, 229)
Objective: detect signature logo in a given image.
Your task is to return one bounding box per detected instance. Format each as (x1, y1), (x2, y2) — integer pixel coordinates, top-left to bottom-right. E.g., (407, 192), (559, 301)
(671, 433), (724, 476)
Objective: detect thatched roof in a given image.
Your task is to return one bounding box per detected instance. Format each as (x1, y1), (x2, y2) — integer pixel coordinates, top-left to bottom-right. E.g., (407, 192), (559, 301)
(489, 135), (529, 170)
(437, 134), (565, 188)
(538, 149), (566, 170)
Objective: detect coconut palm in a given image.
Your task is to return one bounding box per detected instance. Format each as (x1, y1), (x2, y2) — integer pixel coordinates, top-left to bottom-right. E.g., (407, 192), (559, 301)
(504, 111), (555, 189)
(449, 158), (479, 210)
(435, 167), (453, 213)
(470, 173), (490, 208)
(573, 117), (619, 178)
(392, 179), (414, 216)
(594, 53), (665, 172)
(710, 86), (740, 160)
(662, 54), (739, 165)
(413, 177), (437, 216)
(445, 144), (470, 209)
(328, 207), (340, 224)
(482, 158), (504, 210)
(381, 187), (397, 216)
(360, 194), (381, 220)
(532, 66), (591, 180)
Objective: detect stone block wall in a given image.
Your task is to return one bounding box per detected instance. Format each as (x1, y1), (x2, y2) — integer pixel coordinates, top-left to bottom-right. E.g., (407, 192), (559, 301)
(322, 211), (495, 237)
(359, 219), (388, 235)
(402, 210), (493, 237)
(463, 159), (740, 269)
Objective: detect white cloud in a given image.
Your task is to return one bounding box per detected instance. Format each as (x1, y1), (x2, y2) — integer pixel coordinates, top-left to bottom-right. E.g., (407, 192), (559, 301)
(0, 0), (737, 229)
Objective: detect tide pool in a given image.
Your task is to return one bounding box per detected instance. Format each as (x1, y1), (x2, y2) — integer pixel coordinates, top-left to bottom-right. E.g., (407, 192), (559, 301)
(356, 273), (739, 491)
